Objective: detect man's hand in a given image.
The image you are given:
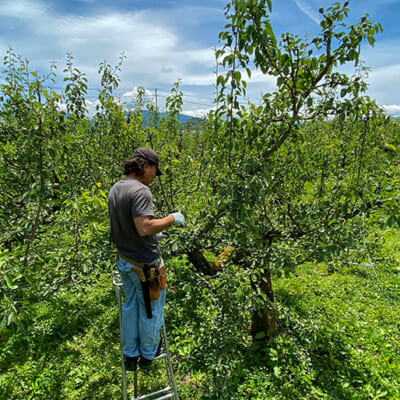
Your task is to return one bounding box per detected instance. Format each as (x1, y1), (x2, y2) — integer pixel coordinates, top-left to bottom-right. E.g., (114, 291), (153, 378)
(170, 212), (185, 226)
(155, 232), (169, 241)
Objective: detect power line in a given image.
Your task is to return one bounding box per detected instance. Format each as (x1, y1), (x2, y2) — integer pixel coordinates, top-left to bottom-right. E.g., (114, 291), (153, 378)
(39, 84), (248, 110)
(48, 84), (217, 103)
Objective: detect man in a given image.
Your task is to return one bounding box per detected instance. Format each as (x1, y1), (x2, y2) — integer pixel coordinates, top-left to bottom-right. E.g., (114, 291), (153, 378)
(108, 147), (184, 371)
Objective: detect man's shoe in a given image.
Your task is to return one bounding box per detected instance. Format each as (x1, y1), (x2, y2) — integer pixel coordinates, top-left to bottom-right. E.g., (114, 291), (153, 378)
(139, 357), (153, 370)
(124, 355), (138, 371)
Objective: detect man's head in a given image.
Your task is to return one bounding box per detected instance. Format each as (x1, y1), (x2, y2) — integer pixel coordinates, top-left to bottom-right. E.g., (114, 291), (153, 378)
(131, 147), (163, 177)
(122, 147), (163, 184)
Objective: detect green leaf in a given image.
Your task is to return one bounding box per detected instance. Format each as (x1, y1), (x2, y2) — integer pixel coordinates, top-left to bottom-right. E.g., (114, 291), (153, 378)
(5, 274), (18, 290)
(7, 312), (15, 326)
(273, 366), (281, 378)
(387, 215), (397, 228)
(254, 331), (266, 339)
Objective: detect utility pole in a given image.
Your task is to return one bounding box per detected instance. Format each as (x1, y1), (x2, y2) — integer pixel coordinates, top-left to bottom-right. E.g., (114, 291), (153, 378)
(154, 88), (159, 128)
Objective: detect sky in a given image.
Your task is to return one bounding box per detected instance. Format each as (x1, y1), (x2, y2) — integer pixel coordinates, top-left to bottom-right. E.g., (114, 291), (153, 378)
(0, 0), (400, 118)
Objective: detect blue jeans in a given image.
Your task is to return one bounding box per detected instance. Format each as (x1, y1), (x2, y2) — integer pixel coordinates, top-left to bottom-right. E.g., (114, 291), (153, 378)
(117, 256), (166, 360)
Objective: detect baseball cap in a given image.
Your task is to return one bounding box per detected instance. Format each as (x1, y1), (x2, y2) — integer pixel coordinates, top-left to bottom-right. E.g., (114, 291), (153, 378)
(132, 147), (163, 176)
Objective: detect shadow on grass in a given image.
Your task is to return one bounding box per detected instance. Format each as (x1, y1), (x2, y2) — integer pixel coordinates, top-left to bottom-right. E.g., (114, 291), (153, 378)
(165, 265), (376, 399)
(0, 277), (123, 399)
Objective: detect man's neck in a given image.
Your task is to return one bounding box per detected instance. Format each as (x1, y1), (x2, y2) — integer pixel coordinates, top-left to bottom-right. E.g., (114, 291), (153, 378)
(126, 173), (145, 185)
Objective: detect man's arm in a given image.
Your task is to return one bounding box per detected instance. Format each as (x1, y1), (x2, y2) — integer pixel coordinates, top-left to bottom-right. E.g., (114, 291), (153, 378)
(134, 215), (175, 237)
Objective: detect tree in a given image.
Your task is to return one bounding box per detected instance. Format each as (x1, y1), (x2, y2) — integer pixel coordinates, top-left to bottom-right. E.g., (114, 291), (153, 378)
(207, 0), (394, 337)
(0, 51), (131, 327)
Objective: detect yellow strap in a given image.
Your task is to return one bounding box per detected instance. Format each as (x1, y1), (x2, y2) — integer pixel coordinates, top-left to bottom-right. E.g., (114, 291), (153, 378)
(118, 253), (147, 282)
(130, 265), (146, 282)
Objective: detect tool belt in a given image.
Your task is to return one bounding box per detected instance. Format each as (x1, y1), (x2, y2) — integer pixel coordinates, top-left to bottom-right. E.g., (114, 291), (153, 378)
(118, 253), (166, 319)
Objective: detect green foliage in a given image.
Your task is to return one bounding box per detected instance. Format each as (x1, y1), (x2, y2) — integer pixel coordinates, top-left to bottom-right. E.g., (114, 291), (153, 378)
(1, 236), (399, 399)
(0, 49), (126, 330)
(207, 0), (397, 336)
(0, 274), (121, 399)
(0, 0), (400, 398)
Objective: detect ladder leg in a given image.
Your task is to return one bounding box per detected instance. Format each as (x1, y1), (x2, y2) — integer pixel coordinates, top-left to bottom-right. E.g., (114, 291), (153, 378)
(161, 323), (179, 400)
(113, 276), (128, 400)
(114, 271), (179, 400)
(134, 370), (138, 399)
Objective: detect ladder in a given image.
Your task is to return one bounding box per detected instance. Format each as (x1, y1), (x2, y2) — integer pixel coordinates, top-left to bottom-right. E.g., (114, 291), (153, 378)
(112, 271), (179, 400)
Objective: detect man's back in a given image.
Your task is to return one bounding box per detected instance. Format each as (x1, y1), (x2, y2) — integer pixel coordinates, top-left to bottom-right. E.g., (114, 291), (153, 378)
(108, 177), (159, 263)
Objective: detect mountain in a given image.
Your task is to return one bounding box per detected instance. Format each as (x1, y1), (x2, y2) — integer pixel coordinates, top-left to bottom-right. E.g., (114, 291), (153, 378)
(125, 110), (202, 126)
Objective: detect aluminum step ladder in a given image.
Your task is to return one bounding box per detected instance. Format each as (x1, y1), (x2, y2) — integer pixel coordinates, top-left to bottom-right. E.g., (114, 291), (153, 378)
(112, 271), (179, 400)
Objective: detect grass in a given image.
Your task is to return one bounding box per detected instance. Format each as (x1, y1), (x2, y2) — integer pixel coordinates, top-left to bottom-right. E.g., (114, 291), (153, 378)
(0, 229), (399, 399)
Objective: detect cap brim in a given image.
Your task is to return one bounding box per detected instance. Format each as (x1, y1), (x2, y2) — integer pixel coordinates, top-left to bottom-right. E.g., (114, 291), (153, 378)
(156, 167), (163, 176)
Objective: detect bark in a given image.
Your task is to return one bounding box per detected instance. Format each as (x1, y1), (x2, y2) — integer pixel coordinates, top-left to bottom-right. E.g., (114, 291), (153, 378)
(187, 246), (219, 275)
(250, 267), (277, 337)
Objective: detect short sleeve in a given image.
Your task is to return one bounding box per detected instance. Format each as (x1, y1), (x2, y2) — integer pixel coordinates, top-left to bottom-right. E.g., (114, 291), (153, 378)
(130, 187), (154, 218)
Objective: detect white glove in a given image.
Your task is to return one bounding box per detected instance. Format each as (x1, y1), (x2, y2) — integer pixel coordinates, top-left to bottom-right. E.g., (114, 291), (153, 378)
(155, 232), (169, 241)
(171, 212), (185, 226)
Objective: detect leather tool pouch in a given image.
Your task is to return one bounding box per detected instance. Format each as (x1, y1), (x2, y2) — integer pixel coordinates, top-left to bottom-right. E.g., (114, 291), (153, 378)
(145, 262), (167, 302)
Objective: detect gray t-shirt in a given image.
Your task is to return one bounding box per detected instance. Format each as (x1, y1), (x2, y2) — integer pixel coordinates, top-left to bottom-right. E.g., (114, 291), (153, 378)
(108, 177), (160, 263)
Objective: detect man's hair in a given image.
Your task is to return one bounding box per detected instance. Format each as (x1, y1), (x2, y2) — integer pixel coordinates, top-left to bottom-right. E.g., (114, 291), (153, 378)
(122, 157), (148, 176)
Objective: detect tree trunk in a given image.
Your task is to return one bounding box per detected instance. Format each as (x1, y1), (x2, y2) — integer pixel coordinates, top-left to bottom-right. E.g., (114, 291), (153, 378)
(250, 267), (277, 337)
(187, 246), (219, 275)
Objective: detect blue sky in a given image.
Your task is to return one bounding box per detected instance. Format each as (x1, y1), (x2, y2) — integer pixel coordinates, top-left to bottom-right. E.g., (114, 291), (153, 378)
(1, 0), (400, 117)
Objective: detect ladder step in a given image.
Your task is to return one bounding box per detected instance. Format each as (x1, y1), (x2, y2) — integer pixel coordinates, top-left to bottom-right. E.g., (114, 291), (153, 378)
(153, 352), (167, 361)
(134, 394), (174, 400)
(343, 261), (374, 267)
(133, 386), (174, 400)
(152, 394), (174, 400)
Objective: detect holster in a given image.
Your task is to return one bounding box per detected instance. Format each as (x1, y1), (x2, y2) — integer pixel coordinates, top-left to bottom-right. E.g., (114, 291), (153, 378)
(141, 280), (152, 319)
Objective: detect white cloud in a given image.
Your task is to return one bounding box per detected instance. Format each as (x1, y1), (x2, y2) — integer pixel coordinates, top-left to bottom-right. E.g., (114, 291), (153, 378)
(382, 104), (400, 118)
(85, 98), (101, 116)
(56, 101), (67, 113)
(294, 0), (321, 25)
(179, 48), (215, 66)
(247, 70), (276, 85)
(2, 0), (399, 118)
(368, 64), (400, 87)
(121, 87), (154, 99)
(183, 106), (216, 119)
(246, 70), (277, 102)
(180, 72), (215, 86)
(365, 63), (400, 106)
(0, 38), (7, 58)
(19, 9), (218, 90)
(32, 11), (177, 60)
(0, 0), (49, 19)
(363, 39), (400, 70)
